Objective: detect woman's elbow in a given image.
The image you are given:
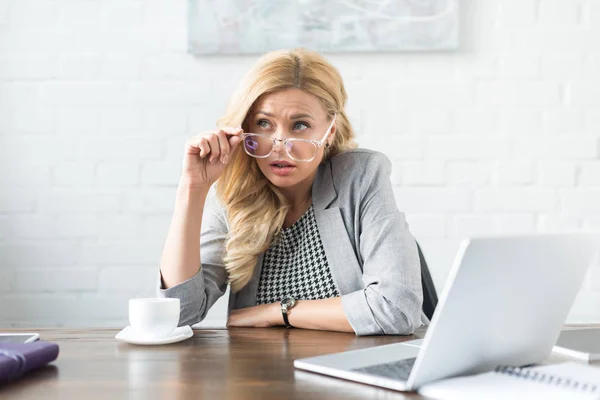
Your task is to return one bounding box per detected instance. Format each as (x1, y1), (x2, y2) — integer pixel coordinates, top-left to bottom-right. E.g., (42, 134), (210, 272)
(369, 290), (423, 335)
(390, 309), (422, 335)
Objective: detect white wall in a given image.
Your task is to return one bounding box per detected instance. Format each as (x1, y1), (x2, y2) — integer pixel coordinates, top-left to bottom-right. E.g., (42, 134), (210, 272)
(1, 0), (599, 328)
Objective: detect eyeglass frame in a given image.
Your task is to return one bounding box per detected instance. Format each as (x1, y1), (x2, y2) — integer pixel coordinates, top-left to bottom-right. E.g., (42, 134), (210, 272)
(241, 114), (337, 162)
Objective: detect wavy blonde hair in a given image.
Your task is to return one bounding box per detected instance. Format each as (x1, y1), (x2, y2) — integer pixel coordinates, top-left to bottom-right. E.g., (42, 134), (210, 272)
(215, 48), (358, 292)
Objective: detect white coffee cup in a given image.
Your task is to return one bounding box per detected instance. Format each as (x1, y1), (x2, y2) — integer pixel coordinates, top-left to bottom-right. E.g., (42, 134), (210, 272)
(129, 298), (180, 338)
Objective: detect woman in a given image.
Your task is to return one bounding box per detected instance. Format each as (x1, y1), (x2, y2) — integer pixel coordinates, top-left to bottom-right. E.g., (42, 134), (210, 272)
(158, 48), (424, 336)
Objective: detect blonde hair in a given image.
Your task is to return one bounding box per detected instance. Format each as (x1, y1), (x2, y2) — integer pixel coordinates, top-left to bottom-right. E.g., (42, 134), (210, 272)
(215, 48), (358, 292)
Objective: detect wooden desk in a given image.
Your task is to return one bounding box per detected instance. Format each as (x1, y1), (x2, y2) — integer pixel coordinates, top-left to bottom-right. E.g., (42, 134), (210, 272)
(1, 327), (428, 400)
(3, 325), (598, 399)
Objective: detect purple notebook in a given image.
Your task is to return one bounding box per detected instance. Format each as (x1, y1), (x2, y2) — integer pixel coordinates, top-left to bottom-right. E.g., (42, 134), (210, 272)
(0, 341), (59, 382)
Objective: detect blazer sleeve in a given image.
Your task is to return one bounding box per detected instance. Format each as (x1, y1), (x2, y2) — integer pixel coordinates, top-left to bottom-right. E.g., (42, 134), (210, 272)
(341, 152), (424, 336)
(156, 187), (230, 327)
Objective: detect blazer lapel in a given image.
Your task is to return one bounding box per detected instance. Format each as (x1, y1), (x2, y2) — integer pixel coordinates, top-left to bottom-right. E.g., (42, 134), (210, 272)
(312, 161), (363, 294)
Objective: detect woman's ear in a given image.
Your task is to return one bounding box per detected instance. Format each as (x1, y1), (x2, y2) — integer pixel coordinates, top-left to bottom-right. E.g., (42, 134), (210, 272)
(327, 123), (337, 147)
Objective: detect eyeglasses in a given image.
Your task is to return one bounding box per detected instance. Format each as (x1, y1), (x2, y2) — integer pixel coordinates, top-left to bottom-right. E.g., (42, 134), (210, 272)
(241, 114), (336, 162)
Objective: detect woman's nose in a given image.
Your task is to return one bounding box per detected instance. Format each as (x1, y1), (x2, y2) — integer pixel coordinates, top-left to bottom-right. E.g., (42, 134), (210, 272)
(272, 131), (287, 152)
(272, 138), (283, 150)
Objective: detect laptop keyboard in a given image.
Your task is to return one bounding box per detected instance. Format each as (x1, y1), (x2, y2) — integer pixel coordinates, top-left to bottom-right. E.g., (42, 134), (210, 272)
(351, 357), (417, 380)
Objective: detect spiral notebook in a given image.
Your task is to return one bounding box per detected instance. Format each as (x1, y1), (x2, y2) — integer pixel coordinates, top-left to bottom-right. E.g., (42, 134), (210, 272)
(418, 362), (600, 400)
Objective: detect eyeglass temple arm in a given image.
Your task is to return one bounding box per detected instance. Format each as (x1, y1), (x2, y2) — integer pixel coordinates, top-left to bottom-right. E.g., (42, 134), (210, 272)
(317, 114), (337, 145)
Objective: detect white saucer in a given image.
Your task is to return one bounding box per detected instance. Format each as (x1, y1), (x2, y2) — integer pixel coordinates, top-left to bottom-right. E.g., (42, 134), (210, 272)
(115, 325), (193, 345)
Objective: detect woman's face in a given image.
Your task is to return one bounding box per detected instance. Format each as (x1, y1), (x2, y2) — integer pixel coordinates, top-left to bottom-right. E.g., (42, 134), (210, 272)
(246, 88), (336, 192)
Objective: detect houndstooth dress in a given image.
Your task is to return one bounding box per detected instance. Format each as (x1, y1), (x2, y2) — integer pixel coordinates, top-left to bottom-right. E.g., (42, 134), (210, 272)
(255, 204), (340, 305)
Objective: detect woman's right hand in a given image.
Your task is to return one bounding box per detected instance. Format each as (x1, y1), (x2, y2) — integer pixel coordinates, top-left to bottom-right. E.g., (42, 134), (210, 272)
(181, 126), (244, 187)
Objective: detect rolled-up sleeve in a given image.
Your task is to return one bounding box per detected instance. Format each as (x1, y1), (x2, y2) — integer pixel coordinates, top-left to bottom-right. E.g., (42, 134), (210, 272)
(156, 188), (230, 327)
(341, 152), (423, 336)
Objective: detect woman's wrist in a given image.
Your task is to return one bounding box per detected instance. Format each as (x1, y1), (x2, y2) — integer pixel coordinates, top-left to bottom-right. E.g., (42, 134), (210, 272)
(178, 176), (212, 193)
(174, 177), (210, 211)
(269, 302), (284, 327)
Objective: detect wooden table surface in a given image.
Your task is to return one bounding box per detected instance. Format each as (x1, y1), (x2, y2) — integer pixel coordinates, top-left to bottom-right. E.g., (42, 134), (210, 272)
(1, 327), (432, 400)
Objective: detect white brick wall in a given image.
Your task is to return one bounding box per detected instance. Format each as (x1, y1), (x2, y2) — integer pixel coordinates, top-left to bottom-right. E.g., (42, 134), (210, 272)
(1, 0), (599, 328)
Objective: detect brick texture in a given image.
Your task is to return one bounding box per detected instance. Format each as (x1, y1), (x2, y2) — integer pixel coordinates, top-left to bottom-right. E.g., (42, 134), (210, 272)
(1, 0), (599, 327)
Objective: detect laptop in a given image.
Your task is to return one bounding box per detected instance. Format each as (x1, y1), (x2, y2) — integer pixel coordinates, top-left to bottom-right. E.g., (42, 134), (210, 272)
(294, 234), (600, 391)
(553, 328), (600, 362)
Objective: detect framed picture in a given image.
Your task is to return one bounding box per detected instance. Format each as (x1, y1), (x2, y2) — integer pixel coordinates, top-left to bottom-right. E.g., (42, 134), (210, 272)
(188, 0), (459, 55)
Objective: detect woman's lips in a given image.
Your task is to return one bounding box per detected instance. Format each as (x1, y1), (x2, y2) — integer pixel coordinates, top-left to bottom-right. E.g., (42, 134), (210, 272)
(269, 160), (296, 167)
(270, 164), (295, 176)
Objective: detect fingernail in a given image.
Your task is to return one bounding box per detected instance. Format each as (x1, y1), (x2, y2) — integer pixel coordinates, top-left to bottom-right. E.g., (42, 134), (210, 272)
(222, 155), (229, 164)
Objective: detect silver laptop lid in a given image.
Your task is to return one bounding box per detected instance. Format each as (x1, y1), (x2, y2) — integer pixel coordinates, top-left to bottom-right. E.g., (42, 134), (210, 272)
(408, 233), (600, 389)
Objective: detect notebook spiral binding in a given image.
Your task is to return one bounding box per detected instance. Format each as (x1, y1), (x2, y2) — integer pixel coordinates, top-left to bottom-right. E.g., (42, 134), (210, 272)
(494, 365), (598, 393)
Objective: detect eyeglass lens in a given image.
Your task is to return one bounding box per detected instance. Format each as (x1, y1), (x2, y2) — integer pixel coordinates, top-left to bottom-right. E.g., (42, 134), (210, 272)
(243, 135), (317, 161)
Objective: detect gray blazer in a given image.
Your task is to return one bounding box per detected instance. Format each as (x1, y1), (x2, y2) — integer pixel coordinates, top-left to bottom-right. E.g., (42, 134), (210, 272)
(157, 148), (424, 336)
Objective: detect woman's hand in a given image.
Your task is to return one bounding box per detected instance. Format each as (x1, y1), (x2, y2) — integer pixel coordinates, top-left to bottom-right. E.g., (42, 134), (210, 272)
(182, 126), (244, 187)
(227, 303), (282, 328)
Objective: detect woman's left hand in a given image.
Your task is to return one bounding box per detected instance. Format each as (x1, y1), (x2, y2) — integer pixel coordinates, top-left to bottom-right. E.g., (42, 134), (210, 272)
(227, 303), (282, 328)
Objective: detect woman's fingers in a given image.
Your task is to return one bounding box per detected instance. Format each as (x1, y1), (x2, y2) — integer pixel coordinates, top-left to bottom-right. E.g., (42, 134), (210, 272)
(216, 130), (231, 164)
(225, 127), (244, 152)
(186, 136), (207, 157)
(206, 134), (220, 163)
(188, 127), (243, 164)
(229, 134), (243, 150)
(197, 137), (209, 158)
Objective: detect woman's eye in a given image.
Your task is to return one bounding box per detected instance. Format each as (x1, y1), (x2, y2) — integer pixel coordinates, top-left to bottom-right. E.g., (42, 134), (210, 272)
(257, 120), (270, 129)
(293, 121), (309, 131)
